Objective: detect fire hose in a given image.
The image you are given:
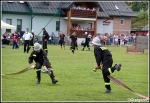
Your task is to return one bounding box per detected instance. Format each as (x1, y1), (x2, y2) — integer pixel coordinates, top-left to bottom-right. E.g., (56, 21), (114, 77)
(1, 66), (33, 75)
(96, 67), (149, 101)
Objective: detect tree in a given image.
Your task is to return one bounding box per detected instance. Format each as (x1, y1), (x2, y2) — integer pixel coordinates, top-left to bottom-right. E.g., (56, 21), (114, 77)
(125, 1), (148, 12)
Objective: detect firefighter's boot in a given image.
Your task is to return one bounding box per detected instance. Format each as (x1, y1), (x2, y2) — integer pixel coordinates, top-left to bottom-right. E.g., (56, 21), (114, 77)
(47, 68), (58, 84)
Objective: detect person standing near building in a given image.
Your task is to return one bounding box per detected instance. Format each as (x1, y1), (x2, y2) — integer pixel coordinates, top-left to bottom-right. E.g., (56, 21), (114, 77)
(70, 32), (77, 54)
(51, 32), (55, 45)
(12, 31), (19, 49)
(16, 29), (20, 48)
(59, 32), (66, 50)
(42, 28), (49, 56)
(29, 30), (35, 50)
(22, 28), (33, 53)
(29, 42), (58, 84)
(82, 32), (90, 51)
(92, 37), (122, 93)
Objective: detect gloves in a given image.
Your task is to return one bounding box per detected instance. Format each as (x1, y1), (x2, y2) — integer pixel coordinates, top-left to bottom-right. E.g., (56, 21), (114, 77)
(30, 64), (35, 69)
(93, 66), (101, 72)
(41, 67), (48, 73)
(96, 66), (101, 70)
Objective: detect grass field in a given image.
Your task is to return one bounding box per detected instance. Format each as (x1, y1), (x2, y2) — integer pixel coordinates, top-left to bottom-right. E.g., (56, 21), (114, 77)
(1, 44), (149, 102)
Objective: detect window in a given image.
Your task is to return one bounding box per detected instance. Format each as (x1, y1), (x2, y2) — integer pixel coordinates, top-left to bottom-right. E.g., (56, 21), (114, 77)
(17, 19), (22, 32)
(56, 21), (60, 31)
(6, 19), (12, 33)
(120, 19), (124, 25)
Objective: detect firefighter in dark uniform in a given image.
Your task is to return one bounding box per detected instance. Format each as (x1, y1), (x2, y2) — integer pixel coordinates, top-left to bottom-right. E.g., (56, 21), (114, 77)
(29, 42), (58, 84)
(69, 31), (77, 54)
(75, 32), (78, 50)
(29, 30), (35, 50)
(82, 32), (90, 51)
(42, 28), (49, 56)
(59, 32), (66, 50)
(92, 37), (122, 93)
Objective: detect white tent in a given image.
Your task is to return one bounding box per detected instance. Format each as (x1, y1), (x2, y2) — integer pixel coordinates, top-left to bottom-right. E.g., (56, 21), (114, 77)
(1, 20), (16, 29)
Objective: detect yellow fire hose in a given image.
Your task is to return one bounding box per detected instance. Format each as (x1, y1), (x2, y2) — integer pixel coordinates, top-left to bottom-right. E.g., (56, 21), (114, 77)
(1, 66), (33, 76)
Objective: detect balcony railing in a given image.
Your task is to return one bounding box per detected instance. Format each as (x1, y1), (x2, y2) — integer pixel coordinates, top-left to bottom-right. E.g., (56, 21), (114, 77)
(71, 9), (96, 18)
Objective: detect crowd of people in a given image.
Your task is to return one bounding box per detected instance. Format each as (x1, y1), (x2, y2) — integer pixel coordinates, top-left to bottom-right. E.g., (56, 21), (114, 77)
(2, 30), (147, 50)
(96, 33), (137, 46)
(71, 25), (93, 31)
(1, 30), (21, 48)
(72, 4), (96, 12)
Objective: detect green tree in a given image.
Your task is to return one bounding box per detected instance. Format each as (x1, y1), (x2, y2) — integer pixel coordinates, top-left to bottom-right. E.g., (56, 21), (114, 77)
(131, 9), (148, 28)
(126, 1), (148, 12)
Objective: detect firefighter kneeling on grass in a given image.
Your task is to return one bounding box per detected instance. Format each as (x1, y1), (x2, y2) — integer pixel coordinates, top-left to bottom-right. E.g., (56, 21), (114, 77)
(29, 42), (58, 84)
(92, 37), (122, 93)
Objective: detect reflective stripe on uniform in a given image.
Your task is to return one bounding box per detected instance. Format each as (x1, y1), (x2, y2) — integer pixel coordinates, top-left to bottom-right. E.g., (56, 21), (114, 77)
(108, 68), (112, 74)
(33, 54), (36, 56)
(100, 47), (107, 50)
(35, 68), (41, 71)
(44, 49), (48, 50)
(105, 83), (110, 85)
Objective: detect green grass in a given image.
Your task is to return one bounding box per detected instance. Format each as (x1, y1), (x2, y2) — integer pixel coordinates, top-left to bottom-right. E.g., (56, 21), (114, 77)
(1, 45), (149, 102)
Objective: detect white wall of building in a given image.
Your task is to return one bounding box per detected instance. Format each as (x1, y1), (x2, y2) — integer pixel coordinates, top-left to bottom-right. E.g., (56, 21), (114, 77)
(97, 19), (113, 34)
(32, 15), (62, 37)
(2, 14), (67, 37)
(102, 20), (113, 34)
(2, 14), (30, 34)
(97, 20), (103, 34)
(60, 18), (67, 35)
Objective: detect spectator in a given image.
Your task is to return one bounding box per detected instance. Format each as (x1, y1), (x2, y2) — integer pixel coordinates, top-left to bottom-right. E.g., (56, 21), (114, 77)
(51, 32), (55, 45)
(2, 35), (8, 47)
(48, 35), (51, 44)
(109, 34), (114, 45)
(12, 31), (19, 49)
(29, 30), (35, 50)
(114, 34), (119, 46)
(22, 28), (33, 53)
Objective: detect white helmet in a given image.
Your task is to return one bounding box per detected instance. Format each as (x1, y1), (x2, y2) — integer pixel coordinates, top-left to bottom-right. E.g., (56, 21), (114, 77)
(92, 37), (101, 46)
(32, 30), (34, 32)
(34, 43), (41, 51)
(85, 32), (88, 35)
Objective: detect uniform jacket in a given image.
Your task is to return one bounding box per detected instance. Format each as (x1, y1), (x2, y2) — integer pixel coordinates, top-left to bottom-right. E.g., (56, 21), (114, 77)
(43, 30), (49, 40)
(94, 46), (112, 66)
(28, 49), (50, 66)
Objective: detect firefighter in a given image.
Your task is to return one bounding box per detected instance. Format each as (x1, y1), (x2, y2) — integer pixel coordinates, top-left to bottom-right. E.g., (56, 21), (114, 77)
(70, 31), (77, 54)
(92, 37), (122, 93)
(42, 28), (49, 56)
(82, 32), (90, 51)
(59, 32), (66, 50)
(74, 32), (78, 50)
(29, 42), (58, 84)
